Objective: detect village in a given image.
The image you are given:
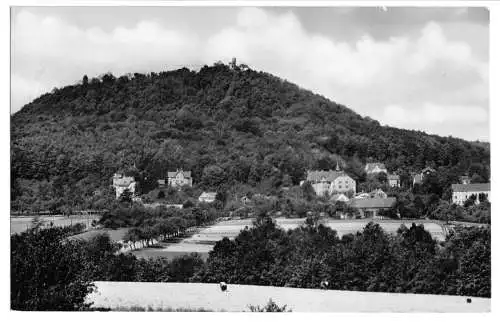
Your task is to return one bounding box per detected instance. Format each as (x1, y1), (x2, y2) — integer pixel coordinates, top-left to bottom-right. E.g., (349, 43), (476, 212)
(112, 162), (491, 220)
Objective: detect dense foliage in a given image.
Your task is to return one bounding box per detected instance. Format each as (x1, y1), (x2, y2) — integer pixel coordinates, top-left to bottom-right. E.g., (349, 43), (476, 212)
(11, 219), (490, 311)
(11, 62), (490, 213)
(194, 219), (490, 297)
(11, 227), (95, 310)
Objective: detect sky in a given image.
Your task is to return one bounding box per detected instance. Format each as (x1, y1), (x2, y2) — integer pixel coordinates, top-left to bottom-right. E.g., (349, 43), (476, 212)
(10, 6), (490, 141)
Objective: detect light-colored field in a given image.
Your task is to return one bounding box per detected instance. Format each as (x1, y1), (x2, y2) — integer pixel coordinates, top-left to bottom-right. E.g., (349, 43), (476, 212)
(183, 218), (447, 244)
(10, 215), (99, 235)
(135, 218), (448, 259)
(87, 281), (490, 312)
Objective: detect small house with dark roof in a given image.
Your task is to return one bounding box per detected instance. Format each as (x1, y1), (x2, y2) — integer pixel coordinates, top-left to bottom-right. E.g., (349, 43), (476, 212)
(349, 197), (397, 219)
(166, 169), (192, 188)
(451, 183), (490, 206)
(365, 163), (388, 175)
(413, 167), (436, 186)
(387, 174), (401, 187)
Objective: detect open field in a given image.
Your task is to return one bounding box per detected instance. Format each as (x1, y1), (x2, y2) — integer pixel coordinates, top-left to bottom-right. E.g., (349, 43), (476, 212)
(183, 218), (448, 244)
(130, 218), (450, 260)
(87, 281), (490, 312)
(10, 215), (100, 235)
(130, 248), (210, 261)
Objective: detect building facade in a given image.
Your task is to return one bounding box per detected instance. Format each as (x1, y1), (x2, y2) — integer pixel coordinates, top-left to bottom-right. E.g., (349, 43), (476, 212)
(349, 197), (397, 219)
(306, 166), (356, 196)
(167, 169), (193, 188)
(112, 173), (136, 199)
(451, 183), (490, 206)
(388, 174), (401, 187)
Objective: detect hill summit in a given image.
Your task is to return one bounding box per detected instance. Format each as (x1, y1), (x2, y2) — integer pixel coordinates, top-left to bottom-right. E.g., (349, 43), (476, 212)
(11, 61), (490, 212)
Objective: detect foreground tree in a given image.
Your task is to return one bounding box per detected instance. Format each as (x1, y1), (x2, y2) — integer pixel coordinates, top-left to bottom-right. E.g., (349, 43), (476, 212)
(11, 228), (94, 310)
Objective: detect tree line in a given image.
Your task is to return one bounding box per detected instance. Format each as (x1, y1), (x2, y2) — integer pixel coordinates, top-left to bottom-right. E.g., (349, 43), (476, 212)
(11, 217), (490, 310)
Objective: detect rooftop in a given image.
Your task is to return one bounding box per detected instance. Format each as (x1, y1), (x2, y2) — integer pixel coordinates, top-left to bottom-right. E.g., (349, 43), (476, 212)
(451, 183), (490, 192)
(167, 170), (192, 178)
(349, 197), (396, 209)
(306, 170), (350, 182)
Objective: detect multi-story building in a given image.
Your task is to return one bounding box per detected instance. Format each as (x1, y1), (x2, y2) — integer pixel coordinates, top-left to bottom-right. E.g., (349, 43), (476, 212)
(305, 163), (356, 196)
(451, 183), (490, 206)
(166, 169), (193, 188)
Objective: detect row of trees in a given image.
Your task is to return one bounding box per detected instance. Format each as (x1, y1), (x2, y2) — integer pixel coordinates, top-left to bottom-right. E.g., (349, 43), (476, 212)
(12, 217), (490, 310)
(195, 218), (490, 297)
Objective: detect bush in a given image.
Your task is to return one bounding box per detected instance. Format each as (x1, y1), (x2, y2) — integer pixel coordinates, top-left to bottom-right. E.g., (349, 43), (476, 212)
(248, 299), (291, 312)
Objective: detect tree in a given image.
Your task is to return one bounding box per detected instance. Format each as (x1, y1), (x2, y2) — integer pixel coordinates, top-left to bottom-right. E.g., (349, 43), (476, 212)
(11, 228), (95, 310)
(464, 194), (477, 208)
(119, 189), (133, 203)
(301, 181), (316, 201)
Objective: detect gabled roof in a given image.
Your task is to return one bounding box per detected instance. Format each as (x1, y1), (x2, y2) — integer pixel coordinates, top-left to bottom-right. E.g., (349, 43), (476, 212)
(167, 170), (192, 178)
(349, 197), (396, 209)
(306, 170), (351, 182)
(330, 193), (349, 202)
(365, 163), (387, 173)
(113, 174), (135, 187)
(451, 183), (490, 192)
(422, 167), (436, 174)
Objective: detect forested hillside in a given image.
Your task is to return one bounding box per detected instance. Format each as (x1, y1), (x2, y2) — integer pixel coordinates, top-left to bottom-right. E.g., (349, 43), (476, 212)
(11, 62), (490, 212)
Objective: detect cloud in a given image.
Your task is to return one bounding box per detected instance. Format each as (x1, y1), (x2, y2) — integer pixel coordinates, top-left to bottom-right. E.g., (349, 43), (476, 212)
(381, 103), (488, 127)
(11, 8), (488, 141)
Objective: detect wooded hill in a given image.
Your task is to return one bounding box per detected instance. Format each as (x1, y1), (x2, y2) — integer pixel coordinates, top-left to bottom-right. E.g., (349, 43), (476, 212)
(11, 62), (490, 212)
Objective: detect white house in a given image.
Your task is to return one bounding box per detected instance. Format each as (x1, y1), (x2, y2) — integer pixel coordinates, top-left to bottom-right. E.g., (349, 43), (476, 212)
(199, 192), (217, 203)
(167, 169), (193, 188)
(112, 173), (136, 199)
(451, 183), (490, 206)
(305, 164), (356, 196)
(365, 163), (388, 175)
(388, 174), (401, 187)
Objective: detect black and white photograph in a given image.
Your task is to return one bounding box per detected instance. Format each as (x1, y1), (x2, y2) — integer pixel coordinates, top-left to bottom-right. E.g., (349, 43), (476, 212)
(7, 1), (494, 314)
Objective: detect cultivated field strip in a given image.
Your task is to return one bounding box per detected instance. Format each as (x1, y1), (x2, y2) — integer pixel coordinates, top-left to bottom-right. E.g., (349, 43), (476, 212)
(87, 281), (490, 312)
